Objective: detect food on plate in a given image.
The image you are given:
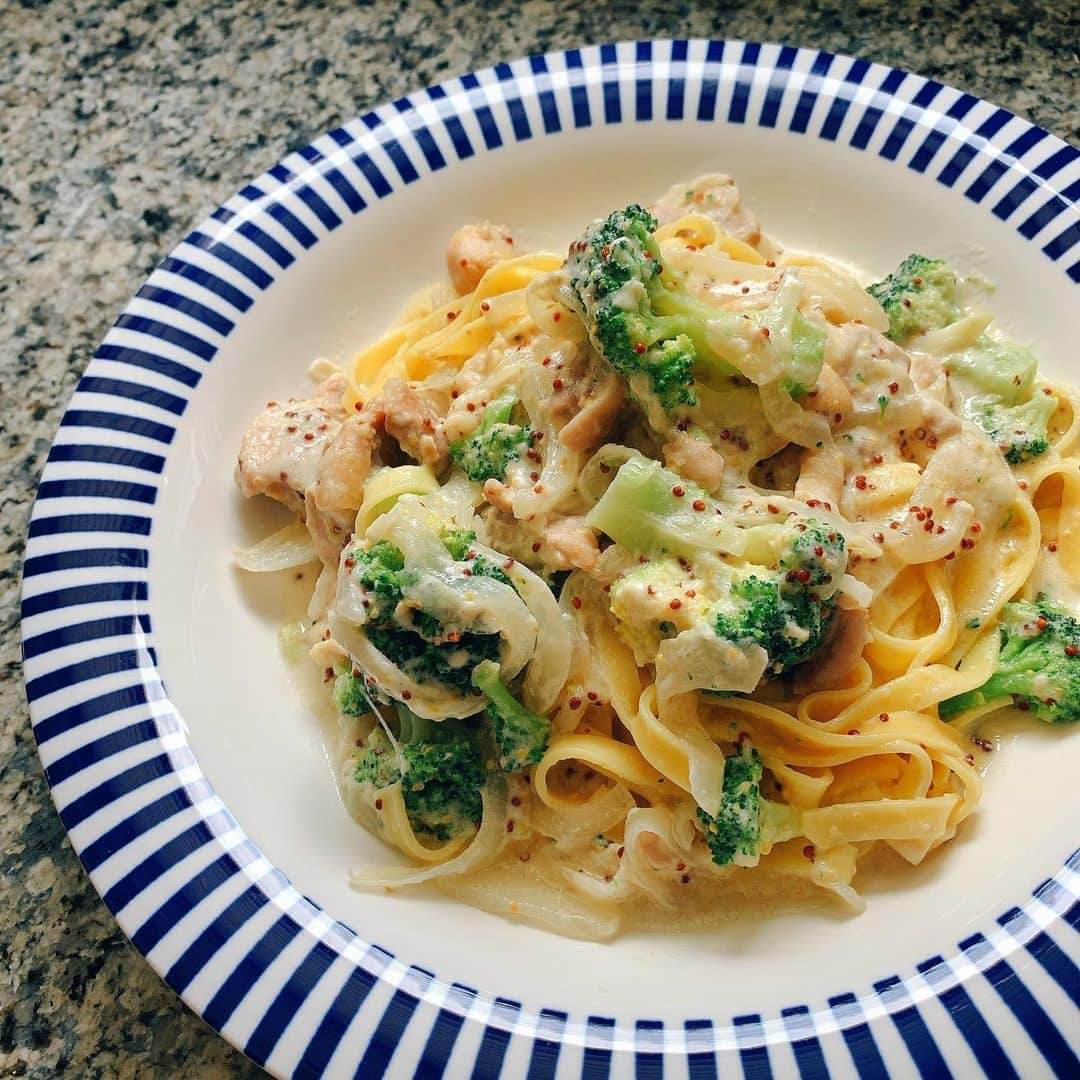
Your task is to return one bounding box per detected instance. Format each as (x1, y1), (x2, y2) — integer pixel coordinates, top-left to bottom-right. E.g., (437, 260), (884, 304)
(235, 174), (1079, 939)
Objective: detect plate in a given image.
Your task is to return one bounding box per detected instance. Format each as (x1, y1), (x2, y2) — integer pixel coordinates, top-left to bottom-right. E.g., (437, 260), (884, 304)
(21, 39), (1080, 1078)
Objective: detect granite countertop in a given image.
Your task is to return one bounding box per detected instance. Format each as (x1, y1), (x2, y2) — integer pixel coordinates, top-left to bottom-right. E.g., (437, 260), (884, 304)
(1, 0), (1077, 1075)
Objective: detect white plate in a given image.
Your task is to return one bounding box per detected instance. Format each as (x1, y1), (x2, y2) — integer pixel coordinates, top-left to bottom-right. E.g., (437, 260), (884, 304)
(22, 38), (1080, 1079)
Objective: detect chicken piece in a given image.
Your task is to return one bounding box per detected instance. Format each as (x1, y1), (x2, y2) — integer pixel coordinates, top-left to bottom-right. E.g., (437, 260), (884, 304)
(375, 379), (449, 467)
(545, 344), (590, 427)
(794, 444), (844, 512)
(304, 490), (350, 567)
(825, 323), (960, 445)
(805, 363), (854, 422)
(236, 375), (347, 513)
(313, 412), (378, 513)
(661, 431), (726, 493)
(481, 478), (514, 514)
(651, 174), (764, 248)
(558, 372), (626, 452)
(795, 608), (870, 693)
(446, 222), (516, 294)
(545, 516), (600, 572)
(907, 348), (950, 405)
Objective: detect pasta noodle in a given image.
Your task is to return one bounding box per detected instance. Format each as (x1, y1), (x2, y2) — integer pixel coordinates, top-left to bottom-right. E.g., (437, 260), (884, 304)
(233, 174), (1080, 940)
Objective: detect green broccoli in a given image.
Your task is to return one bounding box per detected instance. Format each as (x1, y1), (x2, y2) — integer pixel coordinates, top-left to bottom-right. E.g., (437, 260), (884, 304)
(589, 453), (844, 678)
(564, 205), (827, 411)
(563, 205), (731, 410)
(353, 714), (485, 841)
(471, 659), (551, 770)
(778, 522), (847, 588)
(366, 626), (501, 693)
(348, 540), (406, 622)
(713, 518), (845, 675)
(713, 574), (835, 676)
(439, 527), (476, 561)
(348, 536), (508, 696)
(440, 527), (513, 584)
(867, 254), (963, 342)
(945, 336), (1038, 405)
(970, 391), (1057, 465)
(332, 661), (369, 716)
(584, 454), (743, 557)
(449, 391), (532, 482)
(940, 598), (1080, 723)
(698, 743), (763, 865)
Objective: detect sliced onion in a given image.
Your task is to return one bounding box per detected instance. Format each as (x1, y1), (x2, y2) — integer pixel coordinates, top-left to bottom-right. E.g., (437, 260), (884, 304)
(472, 540), (571, 712)
(234, 520), (316, 572)
(530, 782), (635, 851)
(308, 563), (338, 623)
(578, 443), (641, 505)
(354, 464), (438, 535)
(441, 862), (620, 941)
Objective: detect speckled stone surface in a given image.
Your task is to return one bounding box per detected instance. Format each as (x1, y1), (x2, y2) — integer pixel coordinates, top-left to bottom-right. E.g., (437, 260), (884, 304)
(1, 0), (1076, 1075)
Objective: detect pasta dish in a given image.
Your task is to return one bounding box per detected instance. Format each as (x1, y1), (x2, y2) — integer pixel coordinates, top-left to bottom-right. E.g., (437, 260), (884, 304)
(234, 175), (1079, 939)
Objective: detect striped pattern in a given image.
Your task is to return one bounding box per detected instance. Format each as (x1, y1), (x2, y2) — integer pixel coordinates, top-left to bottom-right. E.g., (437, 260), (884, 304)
(21, 38), (1079, 1078)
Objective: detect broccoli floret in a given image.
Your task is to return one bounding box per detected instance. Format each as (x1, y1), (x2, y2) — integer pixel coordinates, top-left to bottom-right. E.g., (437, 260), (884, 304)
(714, 575), (835, 676)
(867, 254), (963, 343)
(565, 205), (827, 413)
(349, 536), (506, 695)
(367, 625), (502, 692)
(469, 554), (512, 586)
(471, 659), (551, 770)
(939, 330), (1056, 467)
(353, 726), (401, 788)
(697, 743), (763, 865)
(778, 522), (847, 587)
(354, 717), (485, 841)
(349, 540), (406, 622)
(713, 519), (844, 675)
(940, 599), (1080, 723)
(449, 391), (532, 482)
(564, 205), (735, 410)
(590, 457), (844, 677)
(439, 527), (513, 585)
(971, 392), (1057, 465)
(440, 527), (476, 561)
(946, 337), (1038, 405)
(332, 661), (369, 716)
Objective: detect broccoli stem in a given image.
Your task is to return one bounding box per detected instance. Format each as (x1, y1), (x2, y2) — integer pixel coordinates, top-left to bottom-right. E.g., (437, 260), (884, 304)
(471, 659), (551, 771)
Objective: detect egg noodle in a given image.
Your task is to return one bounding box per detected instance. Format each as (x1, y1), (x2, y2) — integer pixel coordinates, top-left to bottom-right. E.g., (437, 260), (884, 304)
(235, 175), (1080, 939)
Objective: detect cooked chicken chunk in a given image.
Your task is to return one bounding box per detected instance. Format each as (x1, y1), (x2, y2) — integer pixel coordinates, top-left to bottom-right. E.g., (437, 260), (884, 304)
(557, 372), (626, 453)
(825, 323), (961, 454)
(661, 431), (726, 493)
(377, 379), (449, 467)
(304, 490), (350, 566)
(545, 516), (601, 572)
(236, 375), (347, 513)
(446, 222), (516, 294)
(651, 174), (764, 248)
(313, 413), (378, 513)
(805, 363), (854, 423)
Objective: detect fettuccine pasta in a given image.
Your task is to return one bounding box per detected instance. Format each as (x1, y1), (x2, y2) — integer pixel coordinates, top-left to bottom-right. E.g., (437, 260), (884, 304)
(234, 174), (1079, 940)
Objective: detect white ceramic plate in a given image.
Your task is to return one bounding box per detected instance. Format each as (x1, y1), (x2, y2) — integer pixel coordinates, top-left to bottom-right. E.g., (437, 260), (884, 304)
(22, 39), (1080, 1079)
